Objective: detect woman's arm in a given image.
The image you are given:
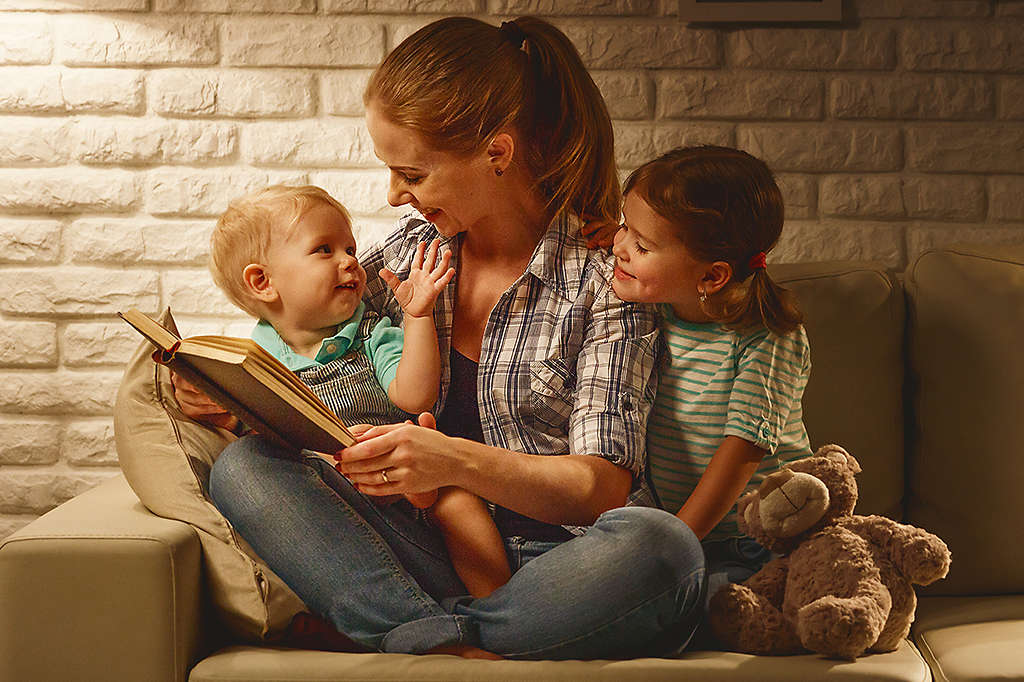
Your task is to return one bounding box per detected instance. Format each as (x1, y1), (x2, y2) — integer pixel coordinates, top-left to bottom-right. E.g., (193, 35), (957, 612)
(337, 423), (632, 525)
(675, 435), (765, 540)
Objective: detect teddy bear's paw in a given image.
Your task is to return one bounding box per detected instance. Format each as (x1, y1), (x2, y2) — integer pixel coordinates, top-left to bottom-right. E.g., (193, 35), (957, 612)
(709, 584), (801, 655)
(900, 536), (952, 585)
(797, 596), (884, 660)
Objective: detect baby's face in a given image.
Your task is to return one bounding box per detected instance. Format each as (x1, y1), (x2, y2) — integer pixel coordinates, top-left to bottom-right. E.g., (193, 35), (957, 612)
(265, 203), (366, 337)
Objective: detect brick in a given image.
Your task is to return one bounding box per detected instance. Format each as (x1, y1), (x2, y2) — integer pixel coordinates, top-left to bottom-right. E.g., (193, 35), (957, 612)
(56, 15), (218, 66)
(831, 74), (993, 120)
(0, 470), (114, 515)
(907, 126), (1024, 173)
(820, 175), (904, 219)
(907, 224), (1024, 263)
(0, 219), (61, 264)
(162, 270), (237, 315)
(774, 220), (904, 267)
(856, 0), (990, 18)
(223, 18), (384, 67)
(776, 174), (816, 220)
(0, 67), (64, 112)
(903, 176), (986, 221)
(151, 69), (315, 118)
(563, 23), (719, 69)
(68, 218), (212, 265)
(322, 70), (373, 117)
(0, 67), (143, 114)
(614, 122), (734, 170)
(325, 0), (479, 11)
(62, 420), (118, 467)
(0, 268), (158, 315)
(63, 322), (141, 367)
(998, 79), (1024, 119)
(244, 120), (377, 167)
(0, 420), (61, 465)
(997, 1), (1024, 16)
(990, 176), (1024, 221)
(658, 72), (822, 120)
(727, 26), (896, 70)
(902, 22), (1024, 72)
(76, 119), (237, 165)
(0, 0), (145, 8)
(0, 118), (74, 165)
(592, 70), (651, 120)
(354, 215), (400, 249)
(489, 0), (654, 14)
(738, 126), (902, 172)
(0, 321), (57, 368)
(0, 371), (123, 416)
(155, 0), (314, 10)
(0, 169), (138, 212)
(60, 68), (145, 113)
(309, 170), (403, 217)
(0, 16), (52, 64)
(146, 168), (307, 217)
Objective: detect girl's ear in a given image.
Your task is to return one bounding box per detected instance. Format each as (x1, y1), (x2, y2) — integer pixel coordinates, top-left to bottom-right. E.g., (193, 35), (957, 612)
(242, 263), (278, 303)
(702, 261), (733, 295)
(486, 132), (515, 175)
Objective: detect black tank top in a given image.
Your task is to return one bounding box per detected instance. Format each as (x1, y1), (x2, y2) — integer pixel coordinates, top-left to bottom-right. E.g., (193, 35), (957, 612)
(436, 348), (572, 542)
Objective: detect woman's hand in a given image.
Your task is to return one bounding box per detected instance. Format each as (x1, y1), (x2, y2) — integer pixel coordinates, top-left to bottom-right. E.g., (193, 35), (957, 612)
(334, 412), (463, 497)
(170, 370), (239, 432)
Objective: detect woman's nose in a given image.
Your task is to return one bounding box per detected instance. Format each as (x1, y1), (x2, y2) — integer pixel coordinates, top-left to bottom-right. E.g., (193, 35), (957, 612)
(387, 173), (412, 207)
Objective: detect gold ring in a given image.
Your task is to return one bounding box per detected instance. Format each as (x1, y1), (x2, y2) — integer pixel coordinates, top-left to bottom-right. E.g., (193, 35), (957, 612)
(380, 468), (390, 483)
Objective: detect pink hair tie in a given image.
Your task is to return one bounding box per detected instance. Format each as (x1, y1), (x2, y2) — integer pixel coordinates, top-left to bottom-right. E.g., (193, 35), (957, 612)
(749, 252), (767, 271)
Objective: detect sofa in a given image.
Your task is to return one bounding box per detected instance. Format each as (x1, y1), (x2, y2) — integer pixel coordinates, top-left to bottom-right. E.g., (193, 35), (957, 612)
(2, 243), (1022, 682)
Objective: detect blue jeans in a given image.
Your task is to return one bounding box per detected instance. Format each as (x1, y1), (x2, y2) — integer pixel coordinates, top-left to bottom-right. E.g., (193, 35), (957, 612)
(209, 435), (706, 659)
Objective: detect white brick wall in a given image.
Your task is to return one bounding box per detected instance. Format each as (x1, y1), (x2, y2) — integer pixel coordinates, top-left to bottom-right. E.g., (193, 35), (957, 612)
(1, 0), (1022, 535)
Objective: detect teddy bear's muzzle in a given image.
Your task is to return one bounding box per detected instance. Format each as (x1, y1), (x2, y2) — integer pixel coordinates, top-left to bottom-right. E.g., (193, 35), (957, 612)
(753, 469), (831, 538)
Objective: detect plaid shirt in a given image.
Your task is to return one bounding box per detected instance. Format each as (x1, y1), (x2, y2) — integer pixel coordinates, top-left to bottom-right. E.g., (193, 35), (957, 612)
(359, 213), (659, 489)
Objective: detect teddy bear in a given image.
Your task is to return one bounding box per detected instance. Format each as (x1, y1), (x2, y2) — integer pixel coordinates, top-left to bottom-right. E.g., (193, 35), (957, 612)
(707, 444), (951, 660)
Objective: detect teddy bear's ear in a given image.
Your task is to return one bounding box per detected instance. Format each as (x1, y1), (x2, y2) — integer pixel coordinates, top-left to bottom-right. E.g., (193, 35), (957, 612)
(814, 444), (862, 475)
(758, 469), (831, 538)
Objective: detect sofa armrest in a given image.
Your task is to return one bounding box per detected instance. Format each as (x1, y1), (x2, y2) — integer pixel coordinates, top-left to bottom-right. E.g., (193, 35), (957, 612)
(0, 474), (204, 682)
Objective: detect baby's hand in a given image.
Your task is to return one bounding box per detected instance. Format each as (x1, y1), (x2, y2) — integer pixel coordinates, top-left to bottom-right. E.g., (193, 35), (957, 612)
(380, 239), (455, 318)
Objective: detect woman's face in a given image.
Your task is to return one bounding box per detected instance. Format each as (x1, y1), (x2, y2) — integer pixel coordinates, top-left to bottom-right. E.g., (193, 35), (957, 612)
(365, 103), (492, 238)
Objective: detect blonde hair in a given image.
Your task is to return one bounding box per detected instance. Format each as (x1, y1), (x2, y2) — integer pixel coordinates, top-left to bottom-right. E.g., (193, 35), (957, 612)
(625, 146), (803, 337)
(365, 16), (620, 226)
(209, 185), (351, 318)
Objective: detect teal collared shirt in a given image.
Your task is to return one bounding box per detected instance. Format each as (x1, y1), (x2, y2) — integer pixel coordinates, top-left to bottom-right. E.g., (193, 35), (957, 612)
(251, 302), (405, 391)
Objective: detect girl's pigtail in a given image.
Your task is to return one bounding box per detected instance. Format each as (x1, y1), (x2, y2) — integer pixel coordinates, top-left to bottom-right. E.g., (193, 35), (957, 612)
(721, 269), (803, 337)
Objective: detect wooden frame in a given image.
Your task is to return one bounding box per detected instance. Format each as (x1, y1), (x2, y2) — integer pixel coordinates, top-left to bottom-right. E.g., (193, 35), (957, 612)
(679, 0), (843, 22)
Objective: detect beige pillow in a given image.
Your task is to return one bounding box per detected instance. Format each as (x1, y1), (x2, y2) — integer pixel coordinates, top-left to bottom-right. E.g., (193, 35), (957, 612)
(114, 308), (306, 641)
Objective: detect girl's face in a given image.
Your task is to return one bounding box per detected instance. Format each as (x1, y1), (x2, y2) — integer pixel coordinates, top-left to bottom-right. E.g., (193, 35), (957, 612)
(365, 103), (492, 238)
(611, 191), (714, 322)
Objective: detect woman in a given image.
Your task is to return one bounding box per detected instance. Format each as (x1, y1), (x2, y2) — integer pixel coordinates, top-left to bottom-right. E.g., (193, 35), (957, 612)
(180, 16), (705, 659)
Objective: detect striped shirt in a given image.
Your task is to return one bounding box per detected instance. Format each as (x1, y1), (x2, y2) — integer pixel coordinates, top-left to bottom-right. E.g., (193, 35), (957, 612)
(642, 306), (812, 540)
(358, 212), (660, 527)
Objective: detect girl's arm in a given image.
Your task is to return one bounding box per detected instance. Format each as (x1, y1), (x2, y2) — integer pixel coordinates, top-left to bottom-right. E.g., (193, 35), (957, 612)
(676, 435), (765, 540)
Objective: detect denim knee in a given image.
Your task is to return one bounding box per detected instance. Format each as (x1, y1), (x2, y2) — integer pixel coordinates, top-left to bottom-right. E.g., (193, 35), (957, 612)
(597, 506), (705, 581)
(208, 434), (282, 516)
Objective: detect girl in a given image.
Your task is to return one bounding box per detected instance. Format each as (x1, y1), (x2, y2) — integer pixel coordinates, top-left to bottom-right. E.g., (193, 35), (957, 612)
(611, 145), (813, 598)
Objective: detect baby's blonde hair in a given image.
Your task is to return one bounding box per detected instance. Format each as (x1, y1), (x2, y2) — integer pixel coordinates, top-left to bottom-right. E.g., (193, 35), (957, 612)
(210, 185), (352, 318)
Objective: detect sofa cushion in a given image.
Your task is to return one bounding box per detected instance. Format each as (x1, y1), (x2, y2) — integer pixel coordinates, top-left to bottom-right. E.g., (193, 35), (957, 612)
(772, 262), (905, 519)
(114, 308), (306, 641)
(913, 596), (1024, 682)
(905, 244), (1024, 595)
(190, 640), (931, 682)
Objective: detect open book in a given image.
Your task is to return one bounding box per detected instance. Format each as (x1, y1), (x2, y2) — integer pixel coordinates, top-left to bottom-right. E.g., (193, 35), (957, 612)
(118, 309), (356, 456)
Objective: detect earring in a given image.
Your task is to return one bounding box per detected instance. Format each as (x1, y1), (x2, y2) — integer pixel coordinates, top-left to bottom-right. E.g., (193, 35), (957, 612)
(495, 168), (504, 176)
(698, 288), (707, 305)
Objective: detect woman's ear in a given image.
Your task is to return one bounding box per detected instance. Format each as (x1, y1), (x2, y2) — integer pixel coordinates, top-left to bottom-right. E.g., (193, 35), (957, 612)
(242, 263), (278, 303)
(702, 261), (733, 295)
(486, 132), (515, 176)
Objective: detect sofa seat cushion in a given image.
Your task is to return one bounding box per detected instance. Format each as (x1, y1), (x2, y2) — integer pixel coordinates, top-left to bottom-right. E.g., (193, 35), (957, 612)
(189, 641), (931, 682)
(913, 596), (1024, 682)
